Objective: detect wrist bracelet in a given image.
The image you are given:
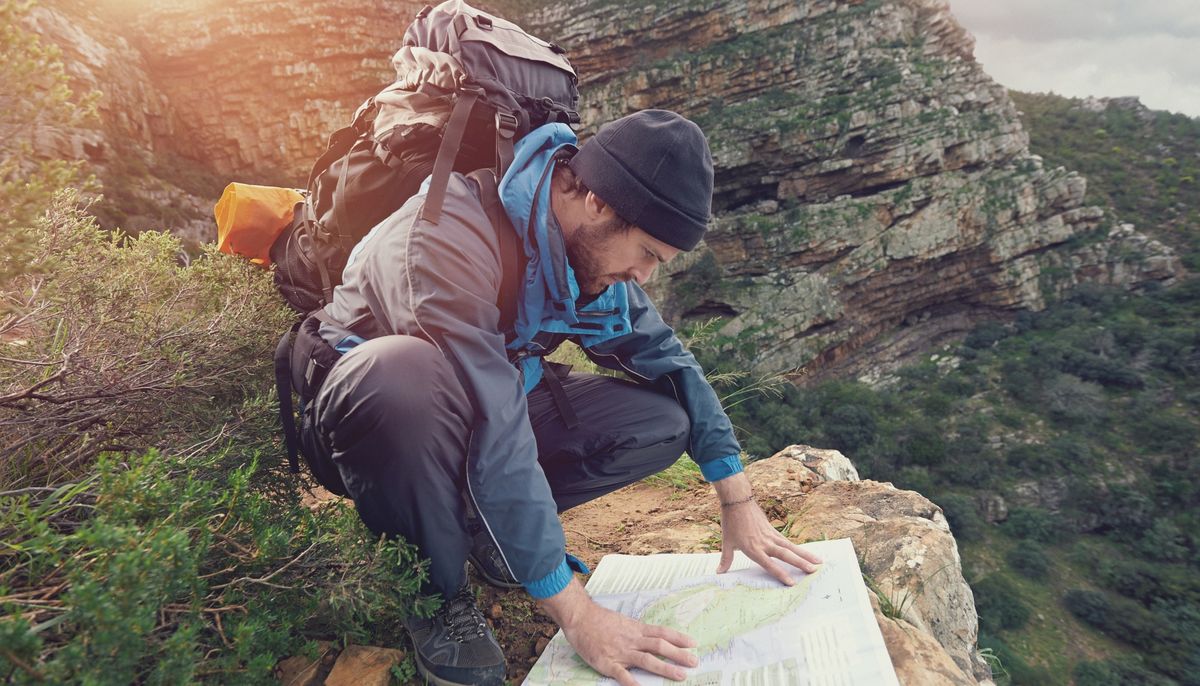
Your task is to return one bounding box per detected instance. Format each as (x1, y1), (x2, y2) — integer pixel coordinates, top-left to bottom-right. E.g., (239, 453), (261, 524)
(719, 494), (755, 508)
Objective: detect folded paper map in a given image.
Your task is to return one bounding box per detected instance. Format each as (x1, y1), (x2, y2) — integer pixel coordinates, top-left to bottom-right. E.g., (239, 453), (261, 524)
(525, 538), (898, 686)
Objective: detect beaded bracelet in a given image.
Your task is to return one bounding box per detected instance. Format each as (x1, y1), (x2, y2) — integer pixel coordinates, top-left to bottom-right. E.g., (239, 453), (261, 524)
(719, 494), (756, 508)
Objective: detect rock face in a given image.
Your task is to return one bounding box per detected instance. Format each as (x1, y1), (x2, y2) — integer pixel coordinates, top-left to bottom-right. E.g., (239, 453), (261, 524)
(559, 444), (992, 685)
(26, 0), (1184, 375)
(516, 0), (1182, 376)
(24, 1), (217, 243)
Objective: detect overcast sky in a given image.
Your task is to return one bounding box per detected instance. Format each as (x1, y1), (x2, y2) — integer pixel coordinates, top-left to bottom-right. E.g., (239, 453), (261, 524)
(947, 0), (1200, 118)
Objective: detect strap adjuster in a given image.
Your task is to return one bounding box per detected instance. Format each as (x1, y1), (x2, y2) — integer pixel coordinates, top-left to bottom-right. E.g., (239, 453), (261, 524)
(495, 111), (518, 139)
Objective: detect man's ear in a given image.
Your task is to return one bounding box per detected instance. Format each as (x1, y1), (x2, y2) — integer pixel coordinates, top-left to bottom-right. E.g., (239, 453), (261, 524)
(584, 190), (611, 222)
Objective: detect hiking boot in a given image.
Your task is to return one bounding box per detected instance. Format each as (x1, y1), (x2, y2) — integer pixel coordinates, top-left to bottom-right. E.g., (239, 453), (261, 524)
(403, 585), (506, 686)
(467, 529), (522, 589)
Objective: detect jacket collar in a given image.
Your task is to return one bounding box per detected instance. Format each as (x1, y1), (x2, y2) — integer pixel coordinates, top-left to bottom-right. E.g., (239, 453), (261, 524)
(498, 124), (630, 348)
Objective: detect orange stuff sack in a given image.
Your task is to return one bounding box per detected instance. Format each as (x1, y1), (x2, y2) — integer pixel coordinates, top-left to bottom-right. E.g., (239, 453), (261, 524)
(214, 183), (303, 266)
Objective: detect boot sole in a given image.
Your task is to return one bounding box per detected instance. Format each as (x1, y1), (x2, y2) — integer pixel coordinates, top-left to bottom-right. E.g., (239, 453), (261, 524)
(467, 552), (524, 590)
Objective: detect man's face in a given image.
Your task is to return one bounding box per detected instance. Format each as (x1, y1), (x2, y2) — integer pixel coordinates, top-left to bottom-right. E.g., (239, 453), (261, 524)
(565, 216), (682, 296)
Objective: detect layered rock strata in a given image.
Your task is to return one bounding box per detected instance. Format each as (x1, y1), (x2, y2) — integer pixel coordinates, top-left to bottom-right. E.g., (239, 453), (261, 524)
(514, 0), (1182, 376)
(26, 0), (1185, 374)
(26, 1), (215, 242)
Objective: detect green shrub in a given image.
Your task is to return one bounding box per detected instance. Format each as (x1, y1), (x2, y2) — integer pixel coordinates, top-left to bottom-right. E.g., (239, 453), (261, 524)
(823, 404), (877, 454)
(1138, 519), (1190, 562)
(1005, 443), (1054, 475)
(897, 419), (946, 467)
(0, 447), (436, 684)
(1040, 374), (1109, 427)
(0, 0), (98, 269)
(1002, 507), (1058, 543)
(964, 321), (1009, 350)
(1063, 590), (1170, 653)
(0, 193), (293, 486)
(973, 575), (1031, 632)
(937, 493), (986, 543)
(1006, 545), (1051, 579)
(977, 634), (1055, 686)
(1072, 659), (1177, 686)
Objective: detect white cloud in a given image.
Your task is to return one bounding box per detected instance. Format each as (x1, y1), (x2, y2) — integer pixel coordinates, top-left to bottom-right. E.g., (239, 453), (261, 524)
(946, 0), (1200, 117)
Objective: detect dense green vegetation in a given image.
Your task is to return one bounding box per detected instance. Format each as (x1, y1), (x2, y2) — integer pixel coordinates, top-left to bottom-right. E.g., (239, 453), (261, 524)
(1010, 91), (1200, 270)
(707, 93), (1200, 685)
(717, 282), (1200, 684)
(0, 7), (433, 681)
(0, 195), (437, 683)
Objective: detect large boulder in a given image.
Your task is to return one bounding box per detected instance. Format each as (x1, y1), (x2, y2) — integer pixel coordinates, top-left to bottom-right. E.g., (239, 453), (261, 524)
(561, 445), (993, 684)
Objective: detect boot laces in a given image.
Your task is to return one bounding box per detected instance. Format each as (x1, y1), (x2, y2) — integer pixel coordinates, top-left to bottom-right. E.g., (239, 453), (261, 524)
(442, 587), (488, 641)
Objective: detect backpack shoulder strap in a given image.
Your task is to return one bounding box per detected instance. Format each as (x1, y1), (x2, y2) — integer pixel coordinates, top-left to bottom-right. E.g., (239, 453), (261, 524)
(468, 169), (523, 338)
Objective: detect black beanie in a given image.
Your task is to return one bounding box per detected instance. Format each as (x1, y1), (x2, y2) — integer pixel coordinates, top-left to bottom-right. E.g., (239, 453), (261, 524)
(567, 110), (713, 251)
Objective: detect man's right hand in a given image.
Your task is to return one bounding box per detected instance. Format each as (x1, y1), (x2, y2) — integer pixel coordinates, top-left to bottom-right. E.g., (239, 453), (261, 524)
(537, 578), (698, 685)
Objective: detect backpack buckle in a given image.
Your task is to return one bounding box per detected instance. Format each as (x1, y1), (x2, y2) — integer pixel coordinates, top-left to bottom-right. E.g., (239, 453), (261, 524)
(474, 14), (493, 30)
(495, 111), (518, 139)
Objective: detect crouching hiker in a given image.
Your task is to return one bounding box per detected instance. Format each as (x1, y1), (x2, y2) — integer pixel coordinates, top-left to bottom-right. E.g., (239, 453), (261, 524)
(293, 110), (823, 685)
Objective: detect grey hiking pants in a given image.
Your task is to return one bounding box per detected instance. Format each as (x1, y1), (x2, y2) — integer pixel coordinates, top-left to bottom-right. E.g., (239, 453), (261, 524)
(300, 334), (690, 600)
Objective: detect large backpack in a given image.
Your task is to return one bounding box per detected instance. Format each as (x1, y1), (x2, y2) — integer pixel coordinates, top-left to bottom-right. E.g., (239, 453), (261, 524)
(269, 0), (579, 314)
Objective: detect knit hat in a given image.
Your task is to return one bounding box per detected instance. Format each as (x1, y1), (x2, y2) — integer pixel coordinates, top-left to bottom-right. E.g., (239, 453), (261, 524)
(567, 110), (713, 251)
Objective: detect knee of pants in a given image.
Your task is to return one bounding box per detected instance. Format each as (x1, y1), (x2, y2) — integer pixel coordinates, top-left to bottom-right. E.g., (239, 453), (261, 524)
(312, 335), (470, 452)
(632, 394), (691, 471)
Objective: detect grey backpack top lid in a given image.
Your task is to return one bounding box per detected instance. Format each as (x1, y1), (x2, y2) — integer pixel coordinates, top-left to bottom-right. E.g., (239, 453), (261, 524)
(403, 0), (579, 138)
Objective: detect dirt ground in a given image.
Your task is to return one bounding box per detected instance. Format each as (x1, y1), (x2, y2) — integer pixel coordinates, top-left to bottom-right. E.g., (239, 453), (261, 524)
(480, 481), (712, 683)
(302, 479), (713, 684)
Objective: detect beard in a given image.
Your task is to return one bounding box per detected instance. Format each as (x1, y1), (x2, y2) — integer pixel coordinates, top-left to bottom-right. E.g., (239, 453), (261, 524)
(563, 216), (629, 296)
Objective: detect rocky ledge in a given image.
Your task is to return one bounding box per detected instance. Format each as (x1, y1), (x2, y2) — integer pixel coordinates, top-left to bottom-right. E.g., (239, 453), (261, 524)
(282, 445), (992, 685)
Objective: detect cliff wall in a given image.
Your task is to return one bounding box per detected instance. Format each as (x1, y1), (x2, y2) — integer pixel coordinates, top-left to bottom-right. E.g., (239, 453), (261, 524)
(28, 0), (1184, 376)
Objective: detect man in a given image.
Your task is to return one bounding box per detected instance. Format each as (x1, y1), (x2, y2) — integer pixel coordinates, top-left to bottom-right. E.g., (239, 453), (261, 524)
(301, 110), (822, 685)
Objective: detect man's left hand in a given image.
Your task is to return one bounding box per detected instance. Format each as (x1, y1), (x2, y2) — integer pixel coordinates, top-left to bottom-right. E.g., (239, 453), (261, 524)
(711, 473), (822, 584)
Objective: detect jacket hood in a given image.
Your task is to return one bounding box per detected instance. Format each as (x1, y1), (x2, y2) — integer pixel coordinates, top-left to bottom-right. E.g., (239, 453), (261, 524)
(498, 124), (631, 360)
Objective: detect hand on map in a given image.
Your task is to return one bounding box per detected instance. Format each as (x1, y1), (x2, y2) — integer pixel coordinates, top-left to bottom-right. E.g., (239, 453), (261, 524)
(539, 579), (699, 684)
(714, 474), (823, 585)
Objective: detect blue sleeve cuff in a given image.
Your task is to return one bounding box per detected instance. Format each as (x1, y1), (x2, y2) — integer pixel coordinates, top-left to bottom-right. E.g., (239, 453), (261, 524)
(525, 554), (590, 599)
(699, 454), (744, 483)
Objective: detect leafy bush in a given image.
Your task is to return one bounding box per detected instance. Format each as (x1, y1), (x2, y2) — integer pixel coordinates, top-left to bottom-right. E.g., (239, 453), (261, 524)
(0, 193), (293, 486)
(1063, 590), (1172, 653)
(1137, 519), (1190, 563)
(0, 0), (98, 262)
(1006, 545), (1051, 579)
(964, 321), (1009, 350)
(824, 404), (877, 454)
(1040, 374), (1109, 427)
(937, 493), (986, 543)
(1002, 507), (1058, 543)
(0, 444), (437, 684)
(896, 418), (946, 466)
(978, 633), (1056, 686)
(1072, 659), (1178, 686)
(973, 575), (1031, 632)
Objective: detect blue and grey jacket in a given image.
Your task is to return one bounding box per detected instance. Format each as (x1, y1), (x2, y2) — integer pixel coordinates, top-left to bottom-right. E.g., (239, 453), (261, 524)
(320, 123), (742, 600)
